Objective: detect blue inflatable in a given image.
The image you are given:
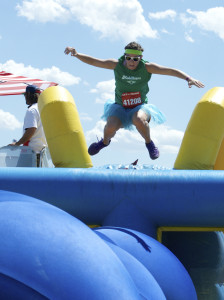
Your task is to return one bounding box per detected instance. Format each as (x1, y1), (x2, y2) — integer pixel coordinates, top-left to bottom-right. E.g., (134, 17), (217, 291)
(94, 227), (197, 300)
(0, 167), (224, 299)
(0, 189), (193, 300)
(0, 191), (145, 299)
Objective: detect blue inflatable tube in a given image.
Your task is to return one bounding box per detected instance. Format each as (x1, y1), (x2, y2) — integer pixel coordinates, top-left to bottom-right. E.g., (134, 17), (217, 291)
(0, 167), (224, 299)
(0, 168), (223, 232)
(0, 189), (196, 300)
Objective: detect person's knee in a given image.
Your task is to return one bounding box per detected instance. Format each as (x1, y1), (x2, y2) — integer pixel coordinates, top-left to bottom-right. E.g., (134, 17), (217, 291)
(105, 117), (122, 132)
(133, 115), (147, 128)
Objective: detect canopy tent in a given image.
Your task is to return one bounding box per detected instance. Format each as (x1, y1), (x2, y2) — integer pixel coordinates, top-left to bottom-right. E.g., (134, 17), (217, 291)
(0, 71), (58, 96)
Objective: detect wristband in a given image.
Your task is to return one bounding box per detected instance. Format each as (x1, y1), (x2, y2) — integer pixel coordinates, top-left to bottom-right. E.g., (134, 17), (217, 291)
(186, 77), (190, 82)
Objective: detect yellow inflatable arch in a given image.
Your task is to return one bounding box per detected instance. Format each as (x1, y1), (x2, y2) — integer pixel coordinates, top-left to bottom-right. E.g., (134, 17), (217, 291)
(38, 86), (93, 168)
(174, 87), (224, 170)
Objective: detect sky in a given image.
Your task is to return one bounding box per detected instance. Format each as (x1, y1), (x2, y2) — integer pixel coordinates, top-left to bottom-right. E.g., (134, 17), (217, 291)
(0, 0), (224, 168)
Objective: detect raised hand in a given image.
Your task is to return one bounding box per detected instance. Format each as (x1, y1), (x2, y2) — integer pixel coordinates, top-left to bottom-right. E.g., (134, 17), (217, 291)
(64, 47), (77, 56)
(187, 78), (205, 88)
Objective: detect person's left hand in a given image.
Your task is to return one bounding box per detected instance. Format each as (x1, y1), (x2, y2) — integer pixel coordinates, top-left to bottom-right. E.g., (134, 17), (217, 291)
(187, 78), (205, 88)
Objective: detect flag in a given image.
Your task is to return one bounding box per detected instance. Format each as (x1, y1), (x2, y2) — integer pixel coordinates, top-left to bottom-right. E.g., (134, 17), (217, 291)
(0, 71), (58, 96)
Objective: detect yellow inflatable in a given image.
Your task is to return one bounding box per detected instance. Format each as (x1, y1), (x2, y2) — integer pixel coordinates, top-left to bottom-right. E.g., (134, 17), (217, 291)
(174, 87), (224, 170)
(38, 86), (93, 168)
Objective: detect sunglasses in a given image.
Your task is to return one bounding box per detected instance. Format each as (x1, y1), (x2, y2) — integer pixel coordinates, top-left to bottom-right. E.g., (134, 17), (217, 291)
(125, 55), (141, 62)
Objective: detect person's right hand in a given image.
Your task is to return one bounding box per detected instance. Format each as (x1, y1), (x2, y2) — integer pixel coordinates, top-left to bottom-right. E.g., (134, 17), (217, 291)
(64, 47), (77, 56)
(187, 77), (205, 89)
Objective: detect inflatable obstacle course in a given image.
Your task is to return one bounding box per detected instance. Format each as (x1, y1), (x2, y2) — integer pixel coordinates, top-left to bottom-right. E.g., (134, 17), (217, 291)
(0, 86), (224, 299)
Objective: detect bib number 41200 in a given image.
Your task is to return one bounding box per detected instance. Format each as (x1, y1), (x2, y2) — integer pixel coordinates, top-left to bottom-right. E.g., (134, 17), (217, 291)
(121, 91), (142, 108)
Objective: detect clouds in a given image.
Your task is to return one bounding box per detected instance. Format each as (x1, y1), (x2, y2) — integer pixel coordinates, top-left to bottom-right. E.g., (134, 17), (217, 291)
(0, 60), (80, 86)
(16, 0), (71, 23)
(150, 7), (224, 42)
(79, 112), (92, 122)
(184, 32), (194, 43)
(68, 0), (158, 42)
(0, 109), (22, 130)
(182, 7), (224, 41)
(149, 9), (177, 21)
(90, 79), (115, 104)
(16, 0), (158, 42)
(16, 1), (224, 42)
(15, 1), (224, 43)
(153, 125), (184, 154)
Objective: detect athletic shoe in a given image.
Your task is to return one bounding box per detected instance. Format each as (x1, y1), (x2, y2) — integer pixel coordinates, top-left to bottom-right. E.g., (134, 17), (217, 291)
(146, 140), (159, 160)
(88, 138), (110, 156)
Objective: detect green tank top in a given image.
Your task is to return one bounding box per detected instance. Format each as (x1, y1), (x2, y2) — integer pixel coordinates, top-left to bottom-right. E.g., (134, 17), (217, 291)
(114, 55), (152, 106)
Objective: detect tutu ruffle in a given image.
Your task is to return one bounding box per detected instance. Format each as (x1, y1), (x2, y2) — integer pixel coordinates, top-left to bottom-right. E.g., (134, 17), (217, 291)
(101, 99), (166, 130)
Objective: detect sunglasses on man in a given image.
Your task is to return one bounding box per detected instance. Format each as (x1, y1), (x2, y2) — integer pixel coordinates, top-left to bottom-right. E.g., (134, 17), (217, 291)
(125, 55), (141, 62)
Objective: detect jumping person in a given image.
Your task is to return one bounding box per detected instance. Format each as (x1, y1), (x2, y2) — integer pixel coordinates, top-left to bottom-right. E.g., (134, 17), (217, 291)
(64, 42), (204, 160)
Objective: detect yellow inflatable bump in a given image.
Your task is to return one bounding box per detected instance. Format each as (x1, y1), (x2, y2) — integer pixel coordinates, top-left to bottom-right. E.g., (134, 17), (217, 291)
(174, 87), (224, 170)
(214, 138), (224, 170)
(38, 86), (93, 168)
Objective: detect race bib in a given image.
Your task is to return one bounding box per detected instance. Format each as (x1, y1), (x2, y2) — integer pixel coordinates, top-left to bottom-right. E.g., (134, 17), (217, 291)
(121, 91), (142, 108)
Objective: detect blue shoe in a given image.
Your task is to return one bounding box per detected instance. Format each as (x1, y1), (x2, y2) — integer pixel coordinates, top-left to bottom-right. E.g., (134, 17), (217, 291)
(88, 138), (110, 156)
(146, 140), (159, 160)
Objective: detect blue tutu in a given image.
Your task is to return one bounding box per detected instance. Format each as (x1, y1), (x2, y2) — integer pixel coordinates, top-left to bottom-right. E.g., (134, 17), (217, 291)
(101, 99), (166, 130)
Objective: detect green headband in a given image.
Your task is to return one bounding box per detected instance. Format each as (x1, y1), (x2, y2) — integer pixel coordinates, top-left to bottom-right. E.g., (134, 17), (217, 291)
(125, 49), (143, 56)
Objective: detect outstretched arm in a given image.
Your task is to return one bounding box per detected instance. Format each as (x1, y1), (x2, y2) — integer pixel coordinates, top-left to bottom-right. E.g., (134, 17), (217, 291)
(64, 47), (118, 70)
(146, 62), (204, 88)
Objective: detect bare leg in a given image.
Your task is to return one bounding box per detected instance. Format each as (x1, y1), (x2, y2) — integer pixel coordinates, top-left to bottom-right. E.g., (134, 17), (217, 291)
(88, 116), (122, 156)
(132, 110), (151, 143)
(103, 116), (122, 145)
(132, 109), (159, 159)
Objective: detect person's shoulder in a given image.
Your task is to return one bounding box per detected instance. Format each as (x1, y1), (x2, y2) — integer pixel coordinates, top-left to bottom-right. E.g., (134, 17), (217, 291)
(27, 103), (39, 115)
(28, 103), (38, 110)
(145, 62), (157, 73)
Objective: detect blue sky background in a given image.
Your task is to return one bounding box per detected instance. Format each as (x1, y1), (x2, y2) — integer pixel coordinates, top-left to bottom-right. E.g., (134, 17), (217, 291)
(0, 0), (223, 167)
